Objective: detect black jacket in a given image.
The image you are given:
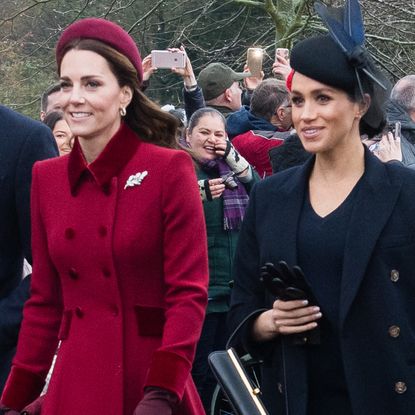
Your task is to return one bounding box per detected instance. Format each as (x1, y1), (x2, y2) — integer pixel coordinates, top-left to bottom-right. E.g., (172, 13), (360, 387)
(229, 148), (415, 415)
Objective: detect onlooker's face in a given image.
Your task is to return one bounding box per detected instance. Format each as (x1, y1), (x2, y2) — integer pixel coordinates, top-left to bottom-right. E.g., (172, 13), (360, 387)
(228, 81), (243, 111)
(59, 49), (132, 145)
(53, 119), (73, 156)
(290, 72), (361, 155)
(40, 90), (63, 121)
(46, 90), (63, 114)
(186, 114), (226, 161)
(277, 102), (293, 131)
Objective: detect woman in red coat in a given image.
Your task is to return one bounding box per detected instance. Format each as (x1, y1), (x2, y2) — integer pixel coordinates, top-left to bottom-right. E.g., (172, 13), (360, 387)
(0, 18), (208, 415)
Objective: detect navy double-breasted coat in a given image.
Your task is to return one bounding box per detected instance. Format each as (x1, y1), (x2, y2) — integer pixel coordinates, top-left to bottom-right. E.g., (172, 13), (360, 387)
(0, 105), (57, 392)
(229, 148), (415, 415)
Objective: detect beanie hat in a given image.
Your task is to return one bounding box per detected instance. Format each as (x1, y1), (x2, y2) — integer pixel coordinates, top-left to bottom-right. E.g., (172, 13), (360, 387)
(56, 18), (143, 85)
(198, 63), (249, 101)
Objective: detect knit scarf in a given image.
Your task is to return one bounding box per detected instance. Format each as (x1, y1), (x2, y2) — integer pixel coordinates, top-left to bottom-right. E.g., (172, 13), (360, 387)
(201, 159), (249, 230)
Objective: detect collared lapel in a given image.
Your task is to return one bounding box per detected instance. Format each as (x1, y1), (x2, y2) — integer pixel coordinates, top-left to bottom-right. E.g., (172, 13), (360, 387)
(68, 122), (140, 195)
(339, 150), (403, 327)
(267, 157), (315, 266)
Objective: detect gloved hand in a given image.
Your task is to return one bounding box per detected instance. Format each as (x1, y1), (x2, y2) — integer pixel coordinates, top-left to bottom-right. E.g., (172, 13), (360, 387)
(260, 261), (315, 302)
(21, 395), (45, 415)
(260, 261), (320, 344)
(222, 141), (249, 176)
(198, 179), (213, 201)
(133, 388), (177, 415)
(0, 402), (20, 415)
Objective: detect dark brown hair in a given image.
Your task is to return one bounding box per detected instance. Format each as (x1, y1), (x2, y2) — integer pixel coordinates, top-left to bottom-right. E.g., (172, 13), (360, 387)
(58, 38), (179, 149)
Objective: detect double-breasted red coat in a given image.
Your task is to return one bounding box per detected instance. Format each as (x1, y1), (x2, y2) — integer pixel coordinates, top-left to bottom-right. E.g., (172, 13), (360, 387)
(1, 123), (209, 414)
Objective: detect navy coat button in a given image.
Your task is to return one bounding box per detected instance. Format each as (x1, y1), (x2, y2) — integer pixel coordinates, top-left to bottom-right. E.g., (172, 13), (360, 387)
(395, 381), (407, 394)
(65, 228), (75, 240)
(98, 226), (108, 237)
(277, 382), (283, 394)
(388, 325), (400, 338)
(102, 267), (111, 278)
(75, 306), (84, 318)
(68, 268), (79, 280)
(390, 269), (399, 282)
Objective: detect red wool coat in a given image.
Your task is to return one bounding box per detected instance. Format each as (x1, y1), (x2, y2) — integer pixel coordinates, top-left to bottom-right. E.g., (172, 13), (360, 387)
(1, 123), (209, 414)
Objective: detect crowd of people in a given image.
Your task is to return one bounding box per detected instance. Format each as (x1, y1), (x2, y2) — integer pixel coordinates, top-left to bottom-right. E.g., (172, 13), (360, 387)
(0, 0), (415, 414)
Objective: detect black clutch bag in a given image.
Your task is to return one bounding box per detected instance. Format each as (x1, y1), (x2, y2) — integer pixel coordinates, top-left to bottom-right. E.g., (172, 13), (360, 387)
(208, 347), (269, 415)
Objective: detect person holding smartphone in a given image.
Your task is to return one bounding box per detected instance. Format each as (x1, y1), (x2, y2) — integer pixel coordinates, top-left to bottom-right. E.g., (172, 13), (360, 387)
(228, 1), (415, 414)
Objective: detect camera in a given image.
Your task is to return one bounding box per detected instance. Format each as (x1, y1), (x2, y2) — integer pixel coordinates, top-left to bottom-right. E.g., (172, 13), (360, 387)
(220, 172), (238, 190)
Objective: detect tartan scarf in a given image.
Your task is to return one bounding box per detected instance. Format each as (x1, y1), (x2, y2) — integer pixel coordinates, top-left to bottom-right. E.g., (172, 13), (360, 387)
(200, 159), (249, 230)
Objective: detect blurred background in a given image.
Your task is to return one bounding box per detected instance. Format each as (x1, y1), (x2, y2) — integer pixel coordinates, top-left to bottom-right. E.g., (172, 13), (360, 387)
(0, 0), (413, 118)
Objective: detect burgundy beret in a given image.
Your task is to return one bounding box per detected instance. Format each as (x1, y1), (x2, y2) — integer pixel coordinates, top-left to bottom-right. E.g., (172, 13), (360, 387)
(56, 18), (143, 85)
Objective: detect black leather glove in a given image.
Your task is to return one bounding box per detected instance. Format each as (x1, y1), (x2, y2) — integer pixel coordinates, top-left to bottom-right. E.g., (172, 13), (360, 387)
(260, 261), (321, 344)
(133, 388), (177, 415)
(260, 261), (315, 302)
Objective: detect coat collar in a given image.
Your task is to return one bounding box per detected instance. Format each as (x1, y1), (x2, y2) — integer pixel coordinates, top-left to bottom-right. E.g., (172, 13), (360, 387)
(68, 122), (140, 195)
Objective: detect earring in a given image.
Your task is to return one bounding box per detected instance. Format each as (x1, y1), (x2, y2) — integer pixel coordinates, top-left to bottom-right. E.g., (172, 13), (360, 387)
(120, 107), (127, 117)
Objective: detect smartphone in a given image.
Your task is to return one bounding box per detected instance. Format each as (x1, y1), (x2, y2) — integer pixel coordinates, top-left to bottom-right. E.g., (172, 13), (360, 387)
(393, 121), (401, 139)
(384, 121), (402, 139)
(247, 48), (263, 77)
(151, 50), (186, 69)
(275, 48), (289, 62)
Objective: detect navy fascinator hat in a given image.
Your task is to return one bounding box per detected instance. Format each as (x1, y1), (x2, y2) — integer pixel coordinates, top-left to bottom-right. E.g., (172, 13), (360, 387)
(289, 0), (391, 136)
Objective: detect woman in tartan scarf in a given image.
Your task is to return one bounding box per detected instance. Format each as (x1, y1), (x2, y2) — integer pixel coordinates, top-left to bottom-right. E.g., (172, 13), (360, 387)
(184, 107), (258, 413)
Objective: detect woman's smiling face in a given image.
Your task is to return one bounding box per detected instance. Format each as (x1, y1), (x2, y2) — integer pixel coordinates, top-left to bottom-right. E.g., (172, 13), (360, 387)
(186, 113), (227, 161)
(59, 49), (131, 145)
(291, 72), (362, 155)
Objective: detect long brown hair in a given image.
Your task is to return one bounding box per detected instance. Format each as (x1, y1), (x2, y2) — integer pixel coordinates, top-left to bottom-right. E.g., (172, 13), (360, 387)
(58, 38), (179, 149)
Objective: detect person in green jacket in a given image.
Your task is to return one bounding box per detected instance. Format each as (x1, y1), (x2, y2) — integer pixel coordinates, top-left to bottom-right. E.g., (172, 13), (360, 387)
(184, 107), (258, 413)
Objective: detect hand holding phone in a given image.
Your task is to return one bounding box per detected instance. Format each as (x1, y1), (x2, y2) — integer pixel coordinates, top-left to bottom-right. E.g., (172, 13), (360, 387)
(275, 48), (289, 62)
(273, 48), (291, 80)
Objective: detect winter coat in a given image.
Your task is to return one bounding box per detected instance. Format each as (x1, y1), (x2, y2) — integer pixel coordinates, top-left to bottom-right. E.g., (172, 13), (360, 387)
(386, 100), (415, 169)
(229, 148), (415, 415)
(233, 130), (289, 178)
(196, 166), (257, 314)
(226, 106), (278, 139)
(1, 123), (208, 414)
(0, 105), (57, 392)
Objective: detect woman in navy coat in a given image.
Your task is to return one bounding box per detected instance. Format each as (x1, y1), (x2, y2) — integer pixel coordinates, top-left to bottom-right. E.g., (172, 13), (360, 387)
(0, 18), (208, 415)
(228, 3), (415, 414)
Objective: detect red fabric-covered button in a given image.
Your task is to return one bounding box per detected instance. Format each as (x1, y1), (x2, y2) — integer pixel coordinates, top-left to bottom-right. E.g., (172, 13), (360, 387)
(65, 228), (75, 239)
(102, 184), (111, 195)
(98, 226), (107, 237)
(75, 306), (84, 318)
(102, 268), (111, 278)
(110, 305), (119, 317)
(68, 268), (79, 280)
